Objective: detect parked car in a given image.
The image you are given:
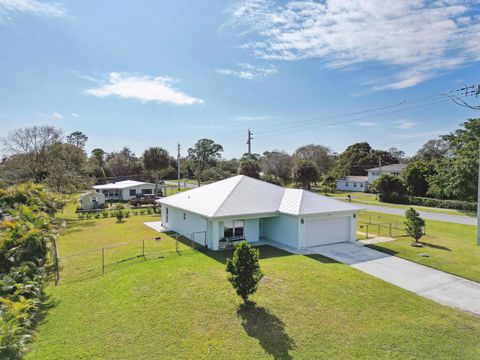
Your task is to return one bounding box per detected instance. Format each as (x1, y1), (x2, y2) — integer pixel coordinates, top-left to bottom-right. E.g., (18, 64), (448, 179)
(129, 194), (159, 207)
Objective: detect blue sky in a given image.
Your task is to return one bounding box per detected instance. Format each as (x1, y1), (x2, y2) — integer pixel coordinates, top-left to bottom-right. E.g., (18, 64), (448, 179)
(0, 0), (479, 159)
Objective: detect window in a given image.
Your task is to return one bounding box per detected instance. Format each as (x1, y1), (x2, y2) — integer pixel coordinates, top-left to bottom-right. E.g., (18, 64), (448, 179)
(165, 207), (169, 223)
(142, 189), (153, 195)
(360, 183), (363, 187)
(353, 183), (357, 187)
(223, 220), (245, 239)
(345, 183), (349, 187)
(183, 213), (186, 220)
(92, 197), (97, 202)
(129, 189), (136, 196)
(102, 190), (108, 196)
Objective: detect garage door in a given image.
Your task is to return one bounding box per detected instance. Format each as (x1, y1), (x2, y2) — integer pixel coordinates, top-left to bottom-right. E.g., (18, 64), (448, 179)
(304, 216), (350, 247)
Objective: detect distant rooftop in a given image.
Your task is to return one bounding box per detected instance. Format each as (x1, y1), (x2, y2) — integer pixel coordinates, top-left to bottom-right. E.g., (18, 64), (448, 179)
(93, 180), (154, 190)
(366, 164), (407, 172)
(337, 176), (368, 182)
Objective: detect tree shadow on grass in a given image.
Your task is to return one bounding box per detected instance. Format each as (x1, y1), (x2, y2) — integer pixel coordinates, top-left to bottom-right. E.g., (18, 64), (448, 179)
(62, 220), (97, 235)
(237, 302), (295, 360)
(364, 244), (399, 256)
(420, 242), (451, 251)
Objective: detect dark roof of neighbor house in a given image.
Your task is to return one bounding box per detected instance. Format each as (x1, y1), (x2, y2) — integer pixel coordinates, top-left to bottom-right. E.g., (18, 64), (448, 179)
(366, 164), (407, 172)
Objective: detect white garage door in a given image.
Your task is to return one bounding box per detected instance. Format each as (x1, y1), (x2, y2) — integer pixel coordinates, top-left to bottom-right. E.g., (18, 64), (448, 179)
(304, 216), (350, 247)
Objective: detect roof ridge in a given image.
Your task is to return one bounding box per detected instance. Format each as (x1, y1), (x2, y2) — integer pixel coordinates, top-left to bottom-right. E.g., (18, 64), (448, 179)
(211, 175), (244, 217)
(297, 189), (305, 215)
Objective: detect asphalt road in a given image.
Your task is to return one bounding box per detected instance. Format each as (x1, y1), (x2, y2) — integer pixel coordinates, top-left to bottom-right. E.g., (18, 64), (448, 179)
(359, 204), (477, 226)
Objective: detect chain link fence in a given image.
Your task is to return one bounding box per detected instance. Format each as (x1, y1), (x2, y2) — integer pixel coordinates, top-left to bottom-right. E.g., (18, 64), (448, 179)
(53, 234), (196, 284)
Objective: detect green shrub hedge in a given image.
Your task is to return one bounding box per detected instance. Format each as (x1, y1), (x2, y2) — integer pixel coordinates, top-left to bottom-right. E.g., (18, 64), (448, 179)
(409, 196), (477, 212)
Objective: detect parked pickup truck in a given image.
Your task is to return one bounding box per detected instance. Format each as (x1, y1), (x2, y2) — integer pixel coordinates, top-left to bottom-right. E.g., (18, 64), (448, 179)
(128, 194), (160, 207)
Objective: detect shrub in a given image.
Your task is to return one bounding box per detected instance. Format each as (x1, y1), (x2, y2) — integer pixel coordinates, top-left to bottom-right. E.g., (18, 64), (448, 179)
(115, 210), (125, 223)
(94, 212), (101, 219)
(125, 210), (131, 218)
(226, 241), (263, 303)
(101, 211), (108, 218)
(146, 208), (152, 215)
(139, 209), (146, 215)
(404, 208), (425, 243)
(409, 196), (477, 212)
(85, 212), (92, 220)
(77, 213), (84, 220)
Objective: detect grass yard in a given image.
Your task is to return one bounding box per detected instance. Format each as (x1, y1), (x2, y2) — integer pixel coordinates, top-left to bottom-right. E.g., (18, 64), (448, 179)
(24, 204), (480, 359)
(358, 211), (480, 283)
(29, 246), (480, 359)
(55, 202), (192, 283)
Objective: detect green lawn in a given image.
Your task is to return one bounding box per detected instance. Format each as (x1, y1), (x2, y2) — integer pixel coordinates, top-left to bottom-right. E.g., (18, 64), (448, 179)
(24, 205), (480, 359)
(55, 202), (191, 283)
(29, 246), (480, 359)
(358, 211), (480, 283)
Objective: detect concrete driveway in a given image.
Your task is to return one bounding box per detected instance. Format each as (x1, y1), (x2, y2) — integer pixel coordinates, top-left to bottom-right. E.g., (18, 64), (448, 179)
(360, 204), (476, 225)
(309, 242), (480, 316)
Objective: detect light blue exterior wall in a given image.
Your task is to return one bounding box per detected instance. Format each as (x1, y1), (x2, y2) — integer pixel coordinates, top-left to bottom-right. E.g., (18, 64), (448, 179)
(261, 214), (299, 248)
(161, 206), (208, 246)
(244, 218), (260, 243)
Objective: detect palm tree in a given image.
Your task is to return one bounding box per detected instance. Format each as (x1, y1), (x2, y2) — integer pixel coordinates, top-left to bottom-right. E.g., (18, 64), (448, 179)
(143, 147), (170, 197)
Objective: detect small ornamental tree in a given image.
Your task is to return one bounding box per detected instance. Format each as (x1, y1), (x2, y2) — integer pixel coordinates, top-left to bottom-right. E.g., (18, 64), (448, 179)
(226, 241), (264, 303)
(404, 208), (425, 244)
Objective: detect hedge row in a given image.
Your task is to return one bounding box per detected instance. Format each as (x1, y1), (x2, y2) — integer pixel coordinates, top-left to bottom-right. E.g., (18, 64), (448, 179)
(408, 196), (477, 212)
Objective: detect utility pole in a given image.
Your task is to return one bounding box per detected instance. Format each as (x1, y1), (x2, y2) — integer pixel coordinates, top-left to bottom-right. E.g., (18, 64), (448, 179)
(378, 155), (382, 177)
(478, 141), (480, 245)
(177, 143), (181, 191)
(444, 83), (480, 245)
(247, 129), (253, 155)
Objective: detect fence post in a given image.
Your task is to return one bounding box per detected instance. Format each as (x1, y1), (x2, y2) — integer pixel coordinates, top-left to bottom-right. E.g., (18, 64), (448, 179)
(377, 224), (380, 237)
(366, 225), (369, 239)
(52, 236), (60, 286)
(389, 223), (392, 237)
(102, 248), (105, 275)
(142, 239), (145, 259)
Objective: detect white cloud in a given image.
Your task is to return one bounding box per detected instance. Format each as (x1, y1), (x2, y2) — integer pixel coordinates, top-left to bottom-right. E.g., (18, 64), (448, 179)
(34, 111), (63, 119)
(395, 120), (416, 129)
(0, 0), (66, 21)
(356, 121), (377, 127)
(216, 63), (277, 80)
(71, 112), (80, 117)
(392, 130), (447, 139)
(84, 72), (204, 106)
(226, 0), (480, 89)
(233, 115), (273, 121)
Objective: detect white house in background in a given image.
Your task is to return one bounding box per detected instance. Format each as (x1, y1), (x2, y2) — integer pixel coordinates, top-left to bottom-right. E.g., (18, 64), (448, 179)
(156, 175), (360, 251)
(335, 163), (407, 192)
(79, 191), (105, 210)
(93, 180), (157, 201)
(366, 163), (407, 183)
(336, 176), (369, 192)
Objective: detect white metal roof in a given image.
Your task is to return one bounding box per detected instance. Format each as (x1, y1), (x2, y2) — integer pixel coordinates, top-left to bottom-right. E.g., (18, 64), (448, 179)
(93, 180), (155, 190)
(157, 175), (360, 218)
(337, 176), (369, 183)
(366, 164), (407, 172)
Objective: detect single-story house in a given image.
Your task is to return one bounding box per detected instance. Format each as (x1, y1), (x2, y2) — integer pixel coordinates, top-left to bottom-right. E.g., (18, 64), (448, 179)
(93, 180), (158, 201)
(79, 191), (105, 211)
(367, 163), (407, 183)
(336, 176), (369, 192)
(157, 175), (360, 251)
